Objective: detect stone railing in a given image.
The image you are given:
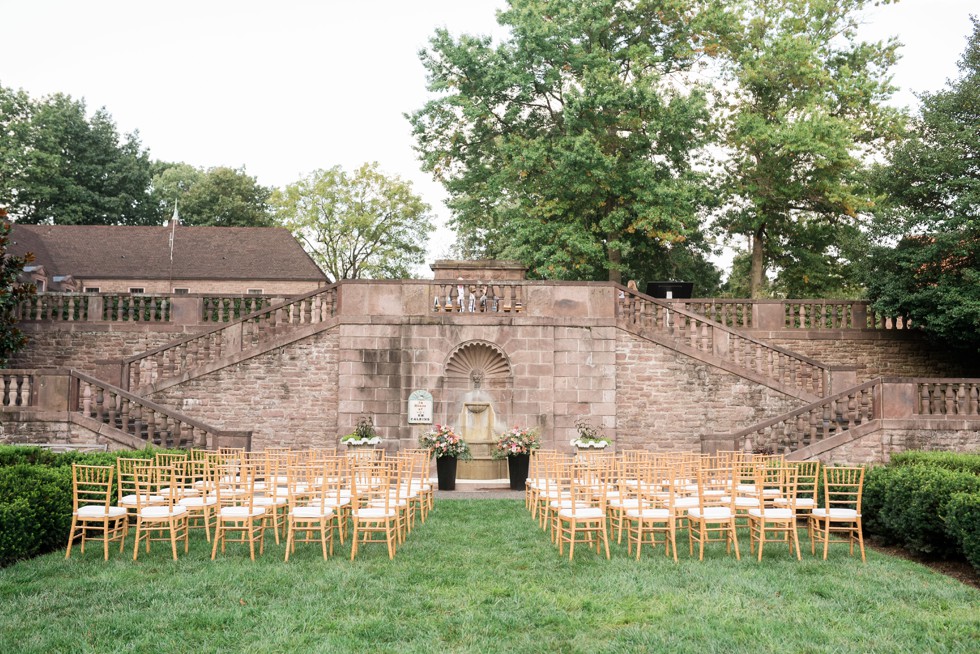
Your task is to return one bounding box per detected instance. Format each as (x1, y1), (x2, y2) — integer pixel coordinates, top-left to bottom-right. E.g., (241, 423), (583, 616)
(0, 369), (249, 450)
(619, 287), (831, 397)
(15, 292), (289, 325)
(429, 281), (525, 313)
(719, 377), (980, 456)
(123, 284), (338, 390)
(674, 298), (912, 331)
(70, 370), (220, 448)
(914, 379), (980, 416)
(727, 379), (882, 455)
(1, 370), (34, 407)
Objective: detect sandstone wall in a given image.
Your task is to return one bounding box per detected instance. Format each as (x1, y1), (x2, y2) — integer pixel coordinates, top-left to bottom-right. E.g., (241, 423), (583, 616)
(765, 332), (978, 381)
(615, 332), (803, 452)
(817, 424), (980, 466)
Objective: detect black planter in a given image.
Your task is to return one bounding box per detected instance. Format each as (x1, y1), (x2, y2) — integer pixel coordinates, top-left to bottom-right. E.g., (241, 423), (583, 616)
(436, 455), (458, 491)
(507, 453), (530, 491)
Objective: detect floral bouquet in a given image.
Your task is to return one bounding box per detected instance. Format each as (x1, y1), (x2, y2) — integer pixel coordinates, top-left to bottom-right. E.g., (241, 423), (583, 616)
(419, 424), (472, 460)
(570, 418), (610, 449)
(341, 416), (382, 446)
(492, 426), (541, 459)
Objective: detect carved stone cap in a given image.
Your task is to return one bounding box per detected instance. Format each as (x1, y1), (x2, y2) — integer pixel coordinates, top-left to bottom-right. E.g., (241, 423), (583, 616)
(430, 260), (528, 281)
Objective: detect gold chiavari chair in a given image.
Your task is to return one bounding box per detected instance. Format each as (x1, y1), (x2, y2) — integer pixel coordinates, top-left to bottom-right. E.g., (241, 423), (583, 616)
(65, 464), (128, 560)
(211, 460), (266, 561)
(555, 460), (611, 560)
(809, 465), (866, 562)
(284, 460), (334, 561)
(748, 466), (801, 561)
(350, 458), (397, 560)
(688, 465), (740, 561)
(131, 464), (190, 561)
(626, 462), (678, 561)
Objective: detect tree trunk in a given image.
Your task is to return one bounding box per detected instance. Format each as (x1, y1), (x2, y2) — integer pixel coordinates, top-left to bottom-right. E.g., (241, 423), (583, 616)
(750, 226), (765, 298)
(607, 236), (622, 285)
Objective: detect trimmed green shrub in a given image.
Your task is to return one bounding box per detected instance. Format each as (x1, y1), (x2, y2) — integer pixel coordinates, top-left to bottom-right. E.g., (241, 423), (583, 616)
(860, 465), (892, 543)
(0, 464), (73, 566)
(946, 492), (980, 573)
(869, 464), (980, 558)
(0, 445), (63, 468)
(889, 451), (980, 476)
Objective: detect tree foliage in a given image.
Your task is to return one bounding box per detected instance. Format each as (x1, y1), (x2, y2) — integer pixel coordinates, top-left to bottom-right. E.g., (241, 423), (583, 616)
(150, 163), (273, 227)
(272, 163), (434, 282)
(0, 210), (36, 366)
(410, 0), (723, 283)
(864, 18), (980, 354)
(0, 87), (156, 225)
(715, 0), (903, 297)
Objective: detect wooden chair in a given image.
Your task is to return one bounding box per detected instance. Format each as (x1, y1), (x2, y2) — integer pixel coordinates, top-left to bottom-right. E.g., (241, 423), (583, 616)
(350, 459), (397, 560)
(284, 461), (334, 561)
(177, 457), (218, 542)
(555, 461), (610, 560)
(65, 464), (128, 560)
(626, 463), (678, 561)
(688, 466), (740, 560)
(748, 466), (801, 561)
(117, 456), (163, 518)
(809, 465), (865, 562)
(211, 461), (267, 561)
(131, 464), (190, 561)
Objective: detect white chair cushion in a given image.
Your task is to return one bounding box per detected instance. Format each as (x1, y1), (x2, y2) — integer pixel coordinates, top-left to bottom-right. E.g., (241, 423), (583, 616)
(671, 496), (699, 508)
(608, 498), (641, 509)
(291, 506), (333, 519)
(78, 505), (127, 519)
(688, 507), (733, 520)
(626, 507), (670, 520)
(139, 505), (188, 519)
(558, 507), (604, 520)
(811, 508), (859, 519)
(354, 508), (395, 519)
(748, 508), (794, 519)
(219, 506), (266, 519)
(179, 496), (217, 507)
(774, 497), (814, 507)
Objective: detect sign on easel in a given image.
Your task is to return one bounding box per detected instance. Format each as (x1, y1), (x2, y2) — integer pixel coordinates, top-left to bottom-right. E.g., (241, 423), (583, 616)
(407, 390), (434, 425)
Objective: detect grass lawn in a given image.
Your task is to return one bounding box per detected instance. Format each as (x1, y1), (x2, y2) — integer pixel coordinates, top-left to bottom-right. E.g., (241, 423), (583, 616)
(1, 499), (978, 653)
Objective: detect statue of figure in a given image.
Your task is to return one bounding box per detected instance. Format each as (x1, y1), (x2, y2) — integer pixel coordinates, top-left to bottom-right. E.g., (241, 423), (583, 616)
(467, 285), (477, 312)
(456, 277), (465, 312)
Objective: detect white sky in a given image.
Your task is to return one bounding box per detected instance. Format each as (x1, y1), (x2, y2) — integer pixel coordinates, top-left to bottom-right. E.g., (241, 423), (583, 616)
(1, 1), (976, 275)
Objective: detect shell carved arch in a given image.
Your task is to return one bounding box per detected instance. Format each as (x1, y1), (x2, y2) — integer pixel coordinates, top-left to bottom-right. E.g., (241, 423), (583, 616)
(445, 340), (512, 386)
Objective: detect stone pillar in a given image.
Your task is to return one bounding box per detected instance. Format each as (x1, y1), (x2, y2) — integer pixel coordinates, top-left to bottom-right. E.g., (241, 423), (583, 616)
(36, 370), (70, 412)
(879, 381), (916, 419)
(754, 302), (784, 331)
(171, 296), (203, 326)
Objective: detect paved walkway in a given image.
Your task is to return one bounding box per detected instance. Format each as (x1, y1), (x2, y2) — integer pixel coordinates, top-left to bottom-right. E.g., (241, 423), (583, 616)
(432, 478), (524, 500)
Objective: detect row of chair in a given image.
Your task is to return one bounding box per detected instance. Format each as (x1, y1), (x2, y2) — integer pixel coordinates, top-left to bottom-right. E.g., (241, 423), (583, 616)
(525, 450), (865, 562)
(65, 448), (434, 562)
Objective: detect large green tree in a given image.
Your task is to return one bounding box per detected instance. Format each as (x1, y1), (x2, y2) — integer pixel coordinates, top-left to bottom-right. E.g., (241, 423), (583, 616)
(0, 88), (156, 225)
(715, 0), (903, 297)
(150, 163), (273, 227)
(272, 163), (434, 281)
(864, 18), (980, 354)
(410, 0), (723, 283)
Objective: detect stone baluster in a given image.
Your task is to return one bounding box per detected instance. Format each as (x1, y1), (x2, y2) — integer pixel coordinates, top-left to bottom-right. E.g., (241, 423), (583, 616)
(932, 384), (944, 415)
(17, 374), (29, 406)
(81, 382), (92, 416)
(94, 385), (105, 422)
(956, 383), (967, 414)
(945, 383), (955, 415)
(970, 385), (979, 415)
(146, 409), (157, 443)
(919, 383), (931, 415)
(119, 396), (129, 434)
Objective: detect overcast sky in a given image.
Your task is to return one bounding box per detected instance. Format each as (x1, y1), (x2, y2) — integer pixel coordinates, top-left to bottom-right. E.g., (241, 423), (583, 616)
(1, 0), (976, 272)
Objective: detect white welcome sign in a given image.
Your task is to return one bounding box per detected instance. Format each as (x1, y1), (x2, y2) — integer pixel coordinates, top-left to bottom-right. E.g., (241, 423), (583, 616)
(407, 390), (434, 425)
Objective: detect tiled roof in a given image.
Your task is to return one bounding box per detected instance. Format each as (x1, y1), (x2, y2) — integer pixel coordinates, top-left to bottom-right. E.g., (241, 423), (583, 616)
(8, 223), (327, 282)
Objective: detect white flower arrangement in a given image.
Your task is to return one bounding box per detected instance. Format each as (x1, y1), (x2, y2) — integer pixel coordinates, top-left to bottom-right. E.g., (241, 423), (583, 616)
(342, 417), (382, 446)
(571, 418), (610, 448)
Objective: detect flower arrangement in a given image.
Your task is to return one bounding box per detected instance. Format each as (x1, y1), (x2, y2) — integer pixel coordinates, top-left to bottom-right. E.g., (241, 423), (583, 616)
(418, 424), (472, 460)
(341, 416), (382, 446)
(570, 418), (610, 449)
(492, 426), (541, 459)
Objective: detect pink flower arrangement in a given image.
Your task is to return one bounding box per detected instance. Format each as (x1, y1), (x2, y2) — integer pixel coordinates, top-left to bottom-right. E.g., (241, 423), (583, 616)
(418, 424), (472, 460)
(492, 426), (541, 459)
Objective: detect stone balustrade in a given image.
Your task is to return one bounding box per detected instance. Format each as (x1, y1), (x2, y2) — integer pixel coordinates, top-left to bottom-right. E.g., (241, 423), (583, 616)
(124, 285), (338, 390)
(619, 288), (831, 398)
(717, 377), (980, 456)
(0, 368), (248, 450)
(674, 298), (912, 331)
(15, 292), (287, 325)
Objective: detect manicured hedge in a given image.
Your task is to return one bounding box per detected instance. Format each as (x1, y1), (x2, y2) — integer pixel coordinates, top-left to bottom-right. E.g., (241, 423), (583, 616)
(0, 445), (171, 567)
(889, 451), (980, 476)
(946, 492), (980, 572)
(863, 451), (980, 573)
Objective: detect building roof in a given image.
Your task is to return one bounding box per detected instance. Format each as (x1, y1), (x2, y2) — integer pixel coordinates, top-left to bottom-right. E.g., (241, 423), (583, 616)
(8, 223), (327, 282)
